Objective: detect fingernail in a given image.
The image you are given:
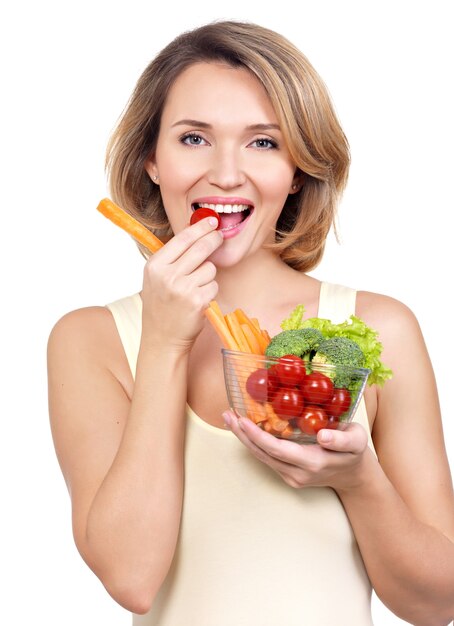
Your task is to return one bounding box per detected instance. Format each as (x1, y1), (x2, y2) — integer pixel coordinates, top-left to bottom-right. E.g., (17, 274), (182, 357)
(222, 411), (232, 427)
(319, 430), (333, 443)
(208, 217), (219, 227)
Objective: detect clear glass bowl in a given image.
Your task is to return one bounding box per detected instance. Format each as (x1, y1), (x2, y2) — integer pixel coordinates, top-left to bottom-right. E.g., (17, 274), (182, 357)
(222, 349), (370, 444)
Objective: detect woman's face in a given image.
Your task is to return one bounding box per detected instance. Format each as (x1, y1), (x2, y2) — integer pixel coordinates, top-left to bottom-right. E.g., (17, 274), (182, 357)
(146, 62), (300, 267)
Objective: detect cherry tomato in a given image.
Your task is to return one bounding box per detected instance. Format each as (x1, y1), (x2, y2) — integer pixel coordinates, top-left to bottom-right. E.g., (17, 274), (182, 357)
(246, 368), (270, 403)
(324, 388), (351, 417)
(189, 207), (220, 229)
(266, 365), (280, 401)
(272, 387), (304, 420)
(325, 415), (340, 430)
(296, 406), (329, 435)
(274, 354), (306, 387)
(301, 372), (334, 405)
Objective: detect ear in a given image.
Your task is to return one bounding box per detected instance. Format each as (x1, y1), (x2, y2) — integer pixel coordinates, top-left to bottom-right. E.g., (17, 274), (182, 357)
(144, 155), (159, 184)
(289, 171), (304, 194)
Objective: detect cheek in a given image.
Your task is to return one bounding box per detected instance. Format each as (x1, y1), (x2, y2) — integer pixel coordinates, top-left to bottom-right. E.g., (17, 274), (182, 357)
(155, 158), (196, 232)
(259, 160), (295, 197)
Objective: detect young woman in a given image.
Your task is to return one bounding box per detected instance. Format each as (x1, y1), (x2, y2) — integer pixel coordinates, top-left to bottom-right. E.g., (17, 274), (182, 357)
(48, 21), (454, 625)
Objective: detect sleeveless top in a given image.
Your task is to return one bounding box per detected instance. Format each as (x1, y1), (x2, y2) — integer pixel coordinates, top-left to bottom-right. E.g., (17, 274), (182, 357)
(107, 282), (374, 626)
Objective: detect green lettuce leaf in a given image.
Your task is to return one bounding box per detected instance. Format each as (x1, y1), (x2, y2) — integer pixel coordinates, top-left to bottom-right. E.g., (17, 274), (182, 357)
(280, 307), (393, 386)
(280, 304), (305, 330)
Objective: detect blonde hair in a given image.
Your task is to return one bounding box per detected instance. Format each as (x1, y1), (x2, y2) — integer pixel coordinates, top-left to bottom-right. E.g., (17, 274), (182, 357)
(106, 20), (350, 271)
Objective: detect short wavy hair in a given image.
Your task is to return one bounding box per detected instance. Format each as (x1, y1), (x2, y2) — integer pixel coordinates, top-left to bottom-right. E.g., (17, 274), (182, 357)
(106, 20), (350, 271)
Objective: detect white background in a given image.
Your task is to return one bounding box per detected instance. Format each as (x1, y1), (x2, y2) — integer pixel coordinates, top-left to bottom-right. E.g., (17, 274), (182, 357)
(1, 1), (452, 624)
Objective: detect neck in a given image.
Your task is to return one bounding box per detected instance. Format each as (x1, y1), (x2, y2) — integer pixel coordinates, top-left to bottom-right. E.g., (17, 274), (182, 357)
(214, 249), (293, 312)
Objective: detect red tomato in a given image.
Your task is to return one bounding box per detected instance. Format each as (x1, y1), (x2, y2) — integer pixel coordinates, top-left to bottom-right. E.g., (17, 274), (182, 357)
(301, 372), (334, 405)
(325, 388), (351, 417)
(246, 368), (270, 403)
(190, 207), (220, 228)
(325, 415), (340, 430)
(266, 365), (280, 401)
(274, 355), (306, 387)
(272, 387), (304, 420)
(296, 406), (329, 435)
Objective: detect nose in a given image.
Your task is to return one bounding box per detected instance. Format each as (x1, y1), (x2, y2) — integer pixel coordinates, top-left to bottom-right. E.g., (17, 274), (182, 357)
(206, 145), (247, 190)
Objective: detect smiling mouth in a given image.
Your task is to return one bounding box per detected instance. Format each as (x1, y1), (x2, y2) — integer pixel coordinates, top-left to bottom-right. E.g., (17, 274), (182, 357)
(192, 202), (253, 231)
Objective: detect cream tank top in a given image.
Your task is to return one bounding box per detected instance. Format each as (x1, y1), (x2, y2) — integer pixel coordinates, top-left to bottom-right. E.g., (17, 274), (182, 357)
(107, 282), (374, 626)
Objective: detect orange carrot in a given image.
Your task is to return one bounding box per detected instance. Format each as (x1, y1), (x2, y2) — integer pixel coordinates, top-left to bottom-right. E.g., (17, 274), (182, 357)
(97, 198), (164, 253)
(250, 318), (261, 331)
(241, 324), (261, 355)
(281, 424), (296, 438)
(225, 313), (250, 353)
(265, 403), (289, 433)
(245, 395), (268, 424)
(261, 329), (272, 345)
(233, 310), (269, 353)
(205, 306), (238, 350)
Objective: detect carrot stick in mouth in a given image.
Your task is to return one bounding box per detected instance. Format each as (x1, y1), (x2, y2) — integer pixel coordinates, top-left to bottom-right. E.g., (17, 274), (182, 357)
(96, 198), (270, 353)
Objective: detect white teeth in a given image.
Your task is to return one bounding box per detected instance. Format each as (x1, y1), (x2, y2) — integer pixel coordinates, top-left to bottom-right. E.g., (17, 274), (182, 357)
(195, 203), (250, 214)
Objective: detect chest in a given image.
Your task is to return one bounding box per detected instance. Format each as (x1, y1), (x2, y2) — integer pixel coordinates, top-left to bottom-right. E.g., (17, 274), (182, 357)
(187, 326), (232, 428)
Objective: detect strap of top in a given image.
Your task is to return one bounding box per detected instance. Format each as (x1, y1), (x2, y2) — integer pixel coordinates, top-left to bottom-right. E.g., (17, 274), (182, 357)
(318, 282), (357, 322)
(105, 292), (142, 378)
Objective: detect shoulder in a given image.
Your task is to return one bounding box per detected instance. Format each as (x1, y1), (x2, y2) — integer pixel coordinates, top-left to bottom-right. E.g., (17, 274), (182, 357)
(356, 289), (416, 322)
(355, 290), (423, 344)
(47, 305), (130, 384)
(355, 289), (431, 400)
(48, 306), (117, 358)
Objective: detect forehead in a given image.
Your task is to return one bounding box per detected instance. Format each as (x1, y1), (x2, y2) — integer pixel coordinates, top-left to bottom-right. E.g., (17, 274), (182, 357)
(161, 62), (278, 125)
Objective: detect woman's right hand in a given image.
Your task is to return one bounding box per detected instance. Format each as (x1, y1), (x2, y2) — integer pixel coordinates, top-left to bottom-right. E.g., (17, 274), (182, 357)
(141, 215), (223, 352)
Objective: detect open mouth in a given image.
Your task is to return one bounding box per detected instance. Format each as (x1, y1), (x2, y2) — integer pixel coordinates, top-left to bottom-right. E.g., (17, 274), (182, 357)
(192, 202), (253, 231)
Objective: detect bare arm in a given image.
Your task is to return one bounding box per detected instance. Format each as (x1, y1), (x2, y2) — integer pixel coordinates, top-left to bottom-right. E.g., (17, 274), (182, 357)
(48, 217), (222, 614)
(224, 293), (454, 625)
(337, 293), (454, 625)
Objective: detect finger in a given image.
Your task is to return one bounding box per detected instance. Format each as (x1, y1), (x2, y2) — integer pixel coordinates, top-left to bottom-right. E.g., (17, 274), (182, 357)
(186, 261), (217, 288)
(317, 422), (368, 454)
(173, 230), (223, 276)
(155, 217), (221, 264)
(225, 411), (312, 469)
(223, 411), (281, 464)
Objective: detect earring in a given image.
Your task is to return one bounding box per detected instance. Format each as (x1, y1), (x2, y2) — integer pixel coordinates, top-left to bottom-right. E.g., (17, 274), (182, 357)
(152, 175), (159, 182)
(292, 183), (298, 190)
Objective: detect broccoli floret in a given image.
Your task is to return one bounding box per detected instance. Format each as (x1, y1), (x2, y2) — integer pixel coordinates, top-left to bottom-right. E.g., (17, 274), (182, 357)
(265, 328), (324, 360)
(312, 337), (366, 388)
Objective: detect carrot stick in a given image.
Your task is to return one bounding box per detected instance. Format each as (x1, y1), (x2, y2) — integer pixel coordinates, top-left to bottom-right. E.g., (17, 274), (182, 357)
(234, 310), (269, 353)
(261, 329), (271, 346)
(241, 324), (261, 355)
(246, 407), (268, 424)
(97, 198), (164, 253)
(233, 308), (252, 327)
(225, 313), (250, 353)
(205, 306), (238, 350)
(265, 403), (289, 433)
(281, 424), (296, 437)
(250, 318), (261, 331)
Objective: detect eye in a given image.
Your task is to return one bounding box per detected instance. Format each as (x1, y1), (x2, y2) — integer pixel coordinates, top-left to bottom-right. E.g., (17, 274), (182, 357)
(180, 132), (208, 146)
(249, 137), (278, 150)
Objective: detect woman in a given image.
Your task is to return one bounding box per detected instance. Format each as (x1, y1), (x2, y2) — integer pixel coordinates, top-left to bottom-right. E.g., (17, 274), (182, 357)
(48, 21), (454, 625)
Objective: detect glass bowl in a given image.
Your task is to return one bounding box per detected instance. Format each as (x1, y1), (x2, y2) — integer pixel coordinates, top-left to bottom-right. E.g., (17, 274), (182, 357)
(222, 349), (370, 444)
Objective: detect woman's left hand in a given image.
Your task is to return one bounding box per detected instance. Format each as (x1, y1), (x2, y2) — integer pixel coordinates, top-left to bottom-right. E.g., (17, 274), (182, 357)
(223, 410), (372, 491)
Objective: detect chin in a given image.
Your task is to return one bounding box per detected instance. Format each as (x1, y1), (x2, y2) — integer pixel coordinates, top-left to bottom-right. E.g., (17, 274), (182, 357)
(209, 245), (246, 268)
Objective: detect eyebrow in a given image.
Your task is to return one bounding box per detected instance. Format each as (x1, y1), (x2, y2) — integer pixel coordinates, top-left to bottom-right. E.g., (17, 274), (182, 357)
(171, 119), (281, 131)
